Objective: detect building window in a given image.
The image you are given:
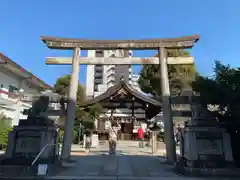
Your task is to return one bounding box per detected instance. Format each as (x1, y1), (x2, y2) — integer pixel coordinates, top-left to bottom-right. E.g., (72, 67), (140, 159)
(95, 50), (104, 57)
(107, 74), (115, 79)
(94, 85), (98, 92)
(9, 85), (18, 93)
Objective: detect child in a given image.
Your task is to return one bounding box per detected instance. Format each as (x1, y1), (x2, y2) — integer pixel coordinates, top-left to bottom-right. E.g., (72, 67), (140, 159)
(85, 133), (91, 153)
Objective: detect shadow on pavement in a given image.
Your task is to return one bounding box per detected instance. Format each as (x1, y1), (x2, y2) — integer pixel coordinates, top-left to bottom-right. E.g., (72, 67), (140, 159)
(54, 154), (178, 178)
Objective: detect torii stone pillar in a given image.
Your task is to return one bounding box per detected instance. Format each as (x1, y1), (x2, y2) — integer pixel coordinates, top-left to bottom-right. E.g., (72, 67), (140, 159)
(60, 47), (80, 161)
(159, 47), (176, 162)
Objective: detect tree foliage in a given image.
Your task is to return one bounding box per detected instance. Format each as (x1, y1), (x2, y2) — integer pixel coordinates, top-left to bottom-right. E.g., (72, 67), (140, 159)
(53, 75), (103, 127)
(0, 114), (12, 150)
(192, 61), (240, 128)
(53, 75), (86, 105)
(192, 61), (240, 165)
(138, 49), (197, 97)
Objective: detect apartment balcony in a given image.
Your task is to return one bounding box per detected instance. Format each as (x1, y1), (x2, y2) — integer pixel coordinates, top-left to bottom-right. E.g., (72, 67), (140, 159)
(107, 76), (115, 84)
(107, 65), (115, 71)
(107, 82), (115, 88)
(97, 84), (107, 92)
(0, 89), (33, 111)
(95, 69), (103, 74)
(95, 50), (104, 57)
(107, 70), (115, 77)
(95, 65), (103, 71)
(0, 88), (18, 101)
(94, 78), (103, 84)
(95, 72), (103, 78)
(107, 73), (115, 78)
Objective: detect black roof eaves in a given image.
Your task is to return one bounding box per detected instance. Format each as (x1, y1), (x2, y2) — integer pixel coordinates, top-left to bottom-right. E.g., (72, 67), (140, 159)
(81, 81), (162, 108)
(123, 83), (162, 106)
(80, 83), (123, 107)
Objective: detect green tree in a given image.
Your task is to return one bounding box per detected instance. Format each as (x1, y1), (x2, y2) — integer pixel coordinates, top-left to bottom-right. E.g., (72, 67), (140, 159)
(138, 49), (197, 97)
(192, 61), (240, 166)
(53, 75), (87, 119)
(53, 75), (103, 132)
(192, 61), (240, 124)
(0, 114), (12, 150)
(53, 75), (86, 105)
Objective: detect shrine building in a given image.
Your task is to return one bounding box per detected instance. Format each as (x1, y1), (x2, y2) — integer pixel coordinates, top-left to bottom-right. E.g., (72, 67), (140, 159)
(80, 80), (162, 140)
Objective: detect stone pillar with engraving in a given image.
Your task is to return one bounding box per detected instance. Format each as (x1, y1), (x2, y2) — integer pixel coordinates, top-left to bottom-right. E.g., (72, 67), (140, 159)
(179, 93), (234, 171)
(0, 92), (64, 169)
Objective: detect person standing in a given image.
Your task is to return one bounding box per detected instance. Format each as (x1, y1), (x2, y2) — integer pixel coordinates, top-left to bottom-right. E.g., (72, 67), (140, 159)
(137, 126), (144, 148)
(175, 124), (181, 145)
(85, 133), (91, 153)
(107, 119), (121, 155)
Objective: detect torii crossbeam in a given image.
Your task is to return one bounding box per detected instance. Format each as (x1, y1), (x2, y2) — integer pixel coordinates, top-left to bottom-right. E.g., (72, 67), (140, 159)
(45, 57), (194, 65)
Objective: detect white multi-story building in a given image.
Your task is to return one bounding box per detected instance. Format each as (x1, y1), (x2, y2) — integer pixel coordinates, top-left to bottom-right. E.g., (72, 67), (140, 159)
(85, 50), (153, 137)
(129, 74), (141, 91)
(86, 50), (133, 98)
(0, 53), (51, 126)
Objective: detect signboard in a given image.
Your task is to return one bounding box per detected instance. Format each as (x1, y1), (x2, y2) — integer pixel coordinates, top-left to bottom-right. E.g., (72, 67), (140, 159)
(91, 134), (99, 148)
(37, 164), (48, 176)
(196, 132), (223, 156)
(196, 139), (223, 155)
(105, 120), (111, 130)
(15, 131), (41, 155)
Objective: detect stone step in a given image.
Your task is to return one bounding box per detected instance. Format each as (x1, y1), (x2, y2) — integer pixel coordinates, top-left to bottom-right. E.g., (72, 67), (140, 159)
(0, 165), (30, 177)
(0, 176), (193, 180)
(0, 162), (60, 178)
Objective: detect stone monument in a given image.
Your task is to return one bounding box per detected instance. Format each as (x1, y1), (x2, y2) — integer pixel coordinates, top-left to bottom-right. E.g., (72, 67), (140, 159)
(0, 91), (64, 170)
(177, 92), (234, 174)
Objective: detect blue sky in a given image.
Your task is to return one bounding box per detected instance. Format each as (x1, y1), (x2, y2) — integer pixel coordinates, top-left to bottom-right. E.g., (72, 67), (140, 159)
(0, 0), (240, 86)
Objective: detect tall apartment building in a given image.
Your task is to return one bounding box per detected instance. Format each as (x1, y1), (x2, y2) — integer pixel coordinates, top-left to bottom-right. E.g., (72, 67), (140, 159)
(86, 50), (133, 98)
(129, 74), (141, 92)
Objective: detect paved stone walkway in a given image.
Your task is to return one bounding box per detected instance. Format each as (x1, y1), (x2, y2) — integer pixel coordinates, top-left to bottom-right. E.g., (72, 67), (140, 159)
(56, 154), (180, 178)
(53, 141), (218, 180)
(70, 141), (180, 157)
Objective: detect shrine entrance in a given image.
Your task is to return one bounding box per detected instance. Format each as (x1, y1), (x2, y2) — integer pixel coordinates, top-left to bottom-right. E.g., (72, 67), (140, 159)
(40, 35), (200, 163)
(80, 80), (162, 141)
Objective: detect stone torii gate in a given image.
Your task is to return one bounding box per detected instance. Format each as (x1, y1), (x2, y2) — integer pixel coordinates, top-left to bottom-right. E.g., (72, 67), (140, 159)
(40, 35), (199, 163)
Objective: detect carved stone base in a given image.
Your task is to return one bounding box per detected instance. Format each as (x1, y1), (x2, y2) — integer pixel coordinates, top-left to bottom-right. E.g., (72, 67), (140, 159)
(1, 118), (59, 166)
(179, 122), (234, 169)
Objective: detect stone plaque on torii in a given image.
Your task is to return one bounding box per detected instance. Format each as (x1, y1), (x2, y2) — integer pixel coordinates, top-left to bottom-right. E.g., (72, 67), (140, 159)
(40, 35), (200, 163)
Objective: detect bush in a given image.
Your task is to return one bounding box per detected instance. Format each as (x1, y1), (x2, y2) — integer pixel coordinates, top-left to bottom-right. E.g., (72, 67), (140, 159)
(157, 132), (164, 142)
(82, 121), (95, 132)
(0, 115), (12, 150)
(58, 129), (64, 143)
(58, 129), (79, 144)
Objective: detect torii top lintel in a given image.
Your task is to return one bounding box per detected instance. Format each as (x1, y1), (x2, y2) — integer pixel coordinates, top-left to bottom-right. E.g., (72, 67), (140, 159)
(40, 35), (200, 50)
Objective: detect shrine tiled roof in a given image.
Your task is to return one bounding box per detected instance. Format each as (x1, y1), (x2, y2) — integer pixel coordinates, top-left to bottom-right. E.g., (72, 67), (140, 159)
(80, 80), (162, 108)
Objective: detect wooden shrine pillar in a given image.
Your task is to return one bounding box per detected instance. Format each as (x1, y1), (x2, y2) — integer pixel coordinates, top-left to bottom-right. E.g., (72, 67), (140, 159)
(110, 96), (114, 119)
(61, 47), (80, 161)
(158, 47), (176, 162)
(110, 108), (114, 119)
(131, 97), (135, 117)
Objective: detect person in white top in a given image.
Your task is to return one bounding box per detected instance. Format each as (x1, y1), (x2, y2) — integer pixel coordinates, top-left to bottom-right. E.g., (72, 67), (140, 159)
(107, 119), (121, 155)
